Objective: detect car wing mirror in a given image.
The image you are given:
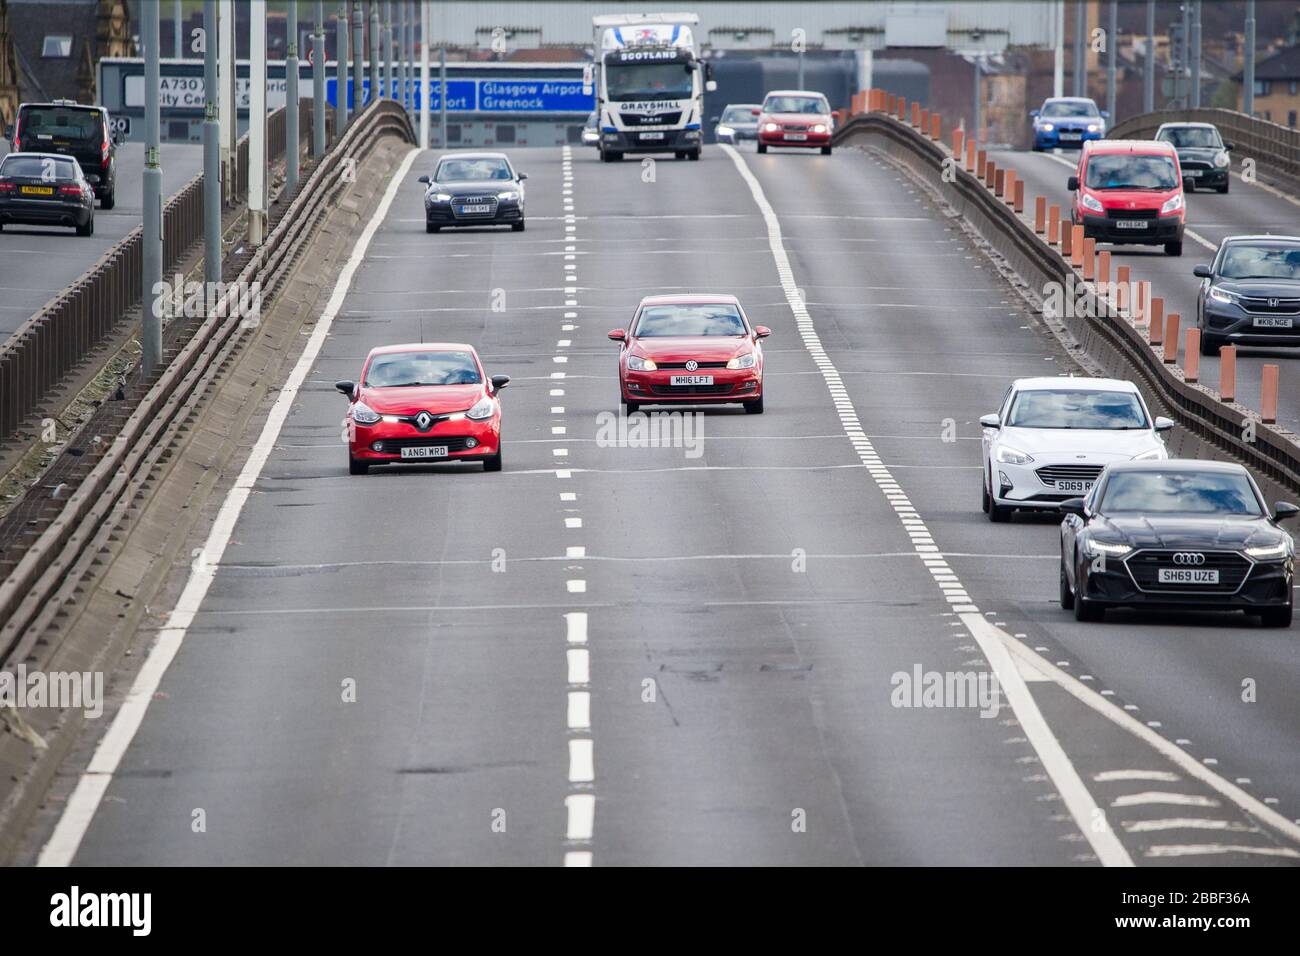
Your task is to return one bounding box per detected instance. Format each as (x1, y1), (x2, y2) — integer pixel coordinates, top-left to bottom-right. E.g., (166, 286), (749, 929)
(1029, 109), (1040, 119)
(1224, 142), (1235, 151)
(753, 326), (771, 338)
(1192, 264), (1213, 279)
(607, 328), (627, 342)
(334, 380), (357, 399)
(518, 172), (527, 181)
(2, 124), (11, 139)
(1154, 416), (1175, 432)
(490, 374), (511, 393)
(979, 413), (1000, 429)
(417, 175), (430, 184)
(1272, 501), (1300, 522)
(1059, 497), (1088, 518)
(1067, 175), (1079, 191)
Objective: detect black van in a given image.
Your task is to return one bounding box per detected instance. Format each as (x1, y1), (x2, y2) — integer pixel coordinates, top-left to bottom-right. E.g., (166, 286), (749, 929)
(4, 100), (118, 208)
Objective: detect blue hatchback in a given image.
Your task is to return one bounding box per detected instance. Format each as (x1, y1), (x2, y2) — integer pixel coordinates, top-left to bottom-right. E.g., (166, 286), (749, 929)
(1031, 97), (1107, 150)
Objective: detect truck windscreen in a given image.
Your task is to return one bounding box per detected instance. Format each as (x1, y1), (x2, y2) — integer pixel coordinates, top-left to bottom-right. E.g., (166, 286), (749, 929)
(605, 62), (693, 101)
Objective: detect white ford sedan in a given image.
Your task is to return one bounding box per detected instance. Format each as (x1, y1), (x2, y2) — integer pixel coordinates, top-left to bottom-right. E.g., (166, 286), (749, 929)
(980, 377), (1173, 522)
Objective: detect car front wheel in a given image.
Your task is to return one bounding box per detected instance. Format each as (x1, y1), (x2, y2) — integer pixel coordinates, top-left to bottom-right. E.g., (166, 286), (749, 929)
(1165, 240), (1183, 257)
(1059, 558), (1075, 610)
(349, 456), (369, 475)
(483, 449), (503, 472)
(1260, 602), (1292, 628)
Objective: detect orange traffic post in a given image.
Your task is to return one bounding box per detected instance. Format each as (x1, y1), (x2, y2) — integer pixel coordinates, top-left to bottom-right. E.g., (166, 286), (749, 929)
(1060, 215), (1072, 254)
(1261, 364), (1279, 423)
(912, 102), (920, 127)
(1013, 178), (1025, 213)
(1148, 297), (1164, 345)
(976, 149), (987, 180)
(930, 113), (941, 141)
(985, 158), (996, 189)
(887, 93), (896, 114)
(1001, 169), (1014, 202)
(1136, 280), (1151, 324)
(1163, 314), (1180, 362)
(994, 167), (1005, 196)
(1070, 225), (1085, 266)
(1035, 195), (1047, 233)
(919, 106), (928, 130)
(1220, 345), (1237, 401)
(1185, 330), (1201, 382)
(953, 128), (964, 160)
(1097, 250), (1110, 291)
(965, 138), (976, 172)
(1082, 238), (1096, 280)
(898, 98), (907, 122)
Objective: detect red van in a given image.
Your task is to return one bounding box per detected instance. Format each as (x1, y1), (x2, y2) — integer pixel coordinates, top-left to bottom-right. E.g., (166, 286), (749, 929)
(1068, 139), (1185, 256)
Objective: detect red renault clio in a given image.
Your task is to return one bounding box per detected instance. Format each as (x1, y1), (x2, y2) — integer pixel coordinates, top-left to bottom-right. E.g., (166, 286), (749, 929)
(1069, 139), (1186, 256)
(609, 294), (770, 413)
(336, 343), (509, 474)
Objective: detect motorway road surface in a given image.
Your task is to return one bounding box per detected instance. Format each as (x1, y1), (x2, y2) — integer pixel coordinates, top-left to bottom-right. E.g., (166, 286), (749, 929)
(0, 142), (203, 340)
(26, 140), (1300, 865)
(992, 147), (1300, 434)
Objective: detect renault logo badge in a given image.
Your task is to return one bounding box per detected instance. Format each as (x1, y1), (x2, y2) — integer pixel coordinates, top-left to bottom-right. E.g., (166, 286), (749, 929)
(414, 411), (433, 431)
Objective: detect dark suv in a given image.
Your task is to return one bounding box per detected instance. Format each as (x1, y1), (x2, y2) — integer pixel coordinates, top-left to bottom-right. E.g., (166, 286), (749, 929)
(4, 100), (118, 208)
(1194, 236), (1300, 354)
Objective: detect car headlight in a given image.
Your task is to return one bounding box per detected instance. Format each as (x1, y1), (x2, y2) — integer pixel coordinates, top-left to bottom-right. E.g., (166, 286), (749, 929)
(432, 192), (452, 202)
(995, 445), (1034, 465)
(1246, 541), (1291, 559)
(726, 352), (757, 370)
(1081, 193), (1104, 213)
(627, 354), (657, 371)
(1087, 124), (1100, 133)
(1085, 539), (1132, 558)
(465, 395), (496, 420)
(1039, 122), (1055, 132)
(763, 122), (780, 132)
(1160, 193), (1184, 214)
(811, 124), (827, 133)
(497, 190), (519, 201)
(1132, 447), (1166, 461)
(351, 401), (381, 425)
(717, 125), (734, 136)
(1214, 151), (1230, 168)
(1208, 286), (1238, 305)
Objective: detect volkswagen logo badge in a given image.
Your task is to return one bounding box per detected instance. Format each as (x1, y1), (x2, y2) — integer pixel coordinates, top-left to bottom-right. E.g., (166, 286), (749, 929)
(1172, 552), (1206, 565)
(414, 411), (433, 431)
(685, 360), (699, 371)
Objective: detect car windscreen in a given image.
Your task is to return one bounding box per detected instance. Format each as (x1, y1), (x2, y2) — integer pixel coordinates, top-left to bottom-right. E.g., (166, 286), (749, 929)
(605, 62), (693, 101)
(1158, 127), (1222, 149)
(1100, 471), (1263, 515)
(0, 155), (78, 179)
(635, 304), (747, 337)
(435, 158), (512, 182)
(1218, 243), (1300, 281)
(365, 351), (481, 387)
(722, 106), (757, 123)
(1006, 389), (1148, 429)
(1041, 101), (1098, 118)
(19, 106), (101, 141)
(1084, 154), (1178, 190)
(764, 96), (829, 115)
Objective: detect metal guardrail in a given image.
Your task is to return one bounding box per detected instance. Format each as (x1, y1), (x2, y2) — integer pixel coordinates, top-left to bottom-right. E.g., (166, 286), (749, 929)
(0, 103), (316, 440)
(0, 99), (415, 665)
(1109, 107), (1300, 194)
(833, 104), (1300, 498)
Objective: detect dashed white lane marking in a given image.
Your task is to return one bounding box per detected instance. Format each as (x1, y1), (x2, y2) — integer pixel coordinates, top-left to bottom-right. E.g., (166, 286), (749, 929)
(1111, 792), (1220, 808)
(568, 739), (594, 782)
(1146, 844), (1300, 859)
(565, 795), (595, 841)
(568, 691), (591, 730)
(1094, 769), (1181, 783)
(1122, 818), (1258, 833)
(721, 142), (1133, 868)
(35, 148), (425, 868)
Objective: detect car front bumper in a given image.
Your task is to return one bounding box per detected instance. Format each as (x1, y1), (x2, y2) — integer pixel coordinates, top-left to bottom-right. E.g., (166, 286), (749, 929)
(1077, 555), (1292, 612)
(426, 201), (523, 227)
(1079, 212), (1182, 245)
(349, 416), (501, 463)
(1202, 299), (1300, 348)
(1033, 128), (1103, 149)
(991, 458), (1110, 510)
(622, 367), (762, 404)
(757, 129), (832, 148)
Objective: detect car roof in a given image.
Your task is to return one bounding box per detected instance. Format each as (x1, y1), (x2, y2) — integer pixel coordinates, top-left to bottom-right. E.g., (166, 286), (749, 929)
(2, 151), (81, 162)
(366, 343), (477, 356)
(1157, 121), (1217, 129)
(1104, 459), (1248, 474)
(638, 293), (742, 306)
(764, 90), (827, 98)
(1012, 377), (1138, 393)
(19, 101), (102, 111)
(435, 151), (511, 162)
(1220, 234), (1300, 245)
(1082, 139), (1176, 155)
(1042, 96), (1098, 105)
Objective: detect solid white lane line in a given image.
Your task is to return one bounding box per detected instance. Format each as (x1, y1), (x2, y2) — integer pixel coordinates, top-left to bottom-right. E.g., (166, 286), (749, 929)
(36, 146), (424, 868)
(722, 142), (1134, 868)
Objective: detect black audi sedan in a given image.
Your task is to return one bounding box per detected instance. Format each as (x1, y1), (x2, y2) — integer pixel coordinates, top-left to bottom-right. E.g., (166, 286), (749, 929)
(1155, 121), (1232, 193)
(0, 152), (95, 235)
(1058, 460), (1296, 626)
(418, 152), (526, 233)
(1194, 235), (1300, 354)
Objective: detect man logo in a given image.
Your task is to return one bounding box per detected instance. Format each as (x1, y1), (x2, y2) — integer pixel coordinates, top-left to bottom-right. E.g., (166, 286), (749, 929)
(1172, 552), (1206, 565)
(684, 360), (699, 372)
(414, 411), (433, 431)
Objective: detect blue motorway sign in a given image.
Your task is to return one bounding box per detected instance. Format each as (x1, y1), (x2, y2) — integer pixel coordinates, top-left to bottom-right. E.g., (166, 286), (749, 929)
(326, 77), (591, 113)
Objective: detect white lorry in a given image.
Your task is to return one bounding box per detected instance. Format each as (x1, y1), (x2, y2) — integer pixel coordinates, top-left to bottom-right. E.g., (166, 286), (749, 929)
(590, 12), (715, 162)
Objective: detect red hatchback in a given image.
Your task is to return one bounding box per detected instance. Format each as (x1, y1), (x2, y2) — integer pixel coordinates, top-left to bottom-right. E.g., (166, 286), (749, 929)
(756, 90), (838, 155)
(609, 294), (770, 414)
(336, 343), (509, 474)
(1069, 139), (1185, 256)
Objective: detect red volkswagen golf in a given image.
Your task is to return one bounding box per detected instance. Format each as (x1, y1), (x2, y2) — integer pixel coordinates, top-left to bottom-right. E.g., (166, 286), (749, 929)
(609, 294), (770, 413)
(336, 343), (509, 474)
